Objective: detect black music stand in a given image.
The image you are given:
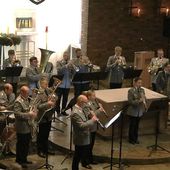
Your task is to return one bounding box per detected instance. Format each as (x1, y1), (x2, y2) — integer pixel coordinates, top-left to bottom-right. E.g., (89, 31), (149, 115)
(103, 105), (129, 170)
(63, 71), (108, 112)
(103, 111), (122, 170)
(147, 99), (170, 157)
(123, 68), (142, 85)
(4, 66), (23, 77)
(73, 71), (108, 89)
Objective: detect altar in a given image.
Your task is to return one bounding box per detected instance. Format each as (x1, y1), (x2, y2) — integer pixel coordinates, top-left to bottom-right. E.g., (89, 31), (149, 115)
(95, 88), (168, 138)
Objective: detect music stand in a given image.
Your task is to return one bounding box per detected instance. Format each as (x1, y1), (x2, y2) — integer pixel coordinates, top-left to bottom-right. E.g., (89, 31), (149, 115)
(73, 71), (108, 89)
(123, 68), (142, 85)
(4, 66), (23, 77)
(147, 99), (170, 157)
(103, 111), (122, 170)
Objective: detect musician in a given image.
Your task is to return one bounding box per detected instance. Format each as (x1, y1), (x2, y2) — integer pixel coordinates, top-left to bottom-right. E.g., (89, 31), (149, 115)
(71, 95), (98, 170)
(3, 49), (21, 95)
(14, 86), (37, 168)
(36, 78), (56, 158)
(55, 51), (74, 116)
(127, 77), (147, 144)
(148, 49), (169, 91)
(71, 48), (92, 98)
(26, 56), (41, 94)
(107, 46), (126, 89)
(0, 83), (15, 111)
(84, 90), (106, 164)
(156, 63), (170, 99)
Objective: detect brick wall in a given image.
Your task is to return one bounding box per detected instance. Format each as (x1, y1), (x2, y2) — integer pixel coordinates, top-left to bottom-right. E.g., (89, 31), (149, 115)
(84, 0), (170, 68)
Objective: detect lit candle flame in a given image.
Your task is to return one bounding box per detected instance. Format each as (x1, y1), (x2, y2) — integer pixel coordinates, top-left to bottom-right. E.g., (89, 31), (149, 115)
(137, 8), (141, 17)
(166, 8), (169, 16)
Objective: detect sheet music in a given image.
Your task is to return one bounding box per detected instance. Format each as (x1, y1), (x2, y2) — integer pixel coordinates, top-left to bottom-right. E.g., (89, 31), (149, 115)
(105, 110), (122, 128)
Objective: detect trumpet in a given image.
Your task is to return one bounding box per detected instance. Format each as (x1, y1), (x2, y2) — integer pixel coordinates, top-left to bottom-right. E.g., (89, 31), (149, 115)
(67, 60), (80, 72)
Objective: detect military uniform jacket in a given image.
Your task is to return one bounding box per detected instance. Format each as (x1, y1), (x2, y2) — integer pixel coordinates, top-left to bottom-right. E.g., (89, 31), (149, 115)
(126, 87), (146, 117)
(56, 59), (74, 89)
(107, 55), (126, 83)
(26, 65), (41, 89)
(3, 58), (20, 83)
(84, 100), (103, 132)
(71, 104), (95, 146)
(148, 57), (169, 83)
(36, 88), (55, 123)
(14, 95), (31, 134)
(71, 57), (90, 84)
(0, 90), (15, 110)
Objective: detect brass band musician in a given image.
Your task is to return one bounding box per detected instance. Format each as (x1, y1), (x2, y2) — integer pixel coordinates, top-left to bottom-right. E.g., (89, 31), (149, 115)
(84, 90), (106, 165)
(156, 63), (170, 99)
(26, 56), (41, 95)
(55, 51), (74, 116)
(0, 83), (15, 111)
(147, 49), (169, 91)
(0, 83), (15, 136)
(3, 49), (21, 95)
(14, 86), (37, 168)
(71, 48), (92, 98)
(107, 46), (126, 89)
(127, 77), (147, 145)
(36, 78), (56, 158)
(71, 95), (98, 170)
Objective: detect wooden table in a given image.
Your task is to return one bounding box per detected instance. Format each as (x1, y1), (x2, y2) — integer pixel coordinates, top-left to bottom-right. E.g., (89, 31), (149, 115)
(95, 88), (168, 138)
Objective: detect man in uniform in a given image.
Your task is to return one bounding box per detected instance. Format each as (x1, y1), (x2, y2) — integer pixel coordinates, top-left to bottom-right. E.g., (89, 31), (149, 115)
(14, 86), (37, 168)
(156, 63), (170, 100)
(36, 78), (56, 158)
(71, 95), (98, 170)
(148, 48), (169, 91)
(107, 46), (126, 89)
(26, 56), (41, 95)
(3, 49), (21, 94)
(55, 51), (74, 116)
(127, 77), (147, 144)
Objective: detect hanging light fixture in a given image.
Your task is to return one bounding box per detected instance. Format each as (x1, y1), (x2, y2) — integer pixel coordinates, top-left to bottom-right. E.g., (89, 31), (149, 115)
(29, 0), (45, 5)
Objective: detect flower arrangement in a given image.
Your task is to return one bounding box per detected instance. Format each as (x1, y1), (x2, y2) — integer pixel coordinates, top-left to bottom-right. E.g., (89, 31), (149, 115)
(0, 33), (21, 46)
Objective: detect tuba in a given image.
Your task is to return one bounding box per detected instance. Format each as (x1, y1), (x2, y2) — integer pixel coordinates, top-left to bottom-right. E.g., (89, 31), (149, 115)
(39, 48), (54, 73)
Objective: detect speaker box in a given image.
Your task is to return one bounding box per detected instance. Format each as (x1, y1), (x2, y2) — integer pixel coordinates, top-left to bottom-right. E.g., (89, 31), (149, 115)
(163, 17), (170, 37)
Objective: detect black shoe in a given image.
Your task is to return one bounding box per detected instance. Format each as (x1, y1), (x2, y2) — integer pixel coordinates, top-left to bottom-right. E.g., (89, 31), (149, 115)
(82, 165), (92, 169)
(61, 112), (69, 116)
(37, 151), (46, 158)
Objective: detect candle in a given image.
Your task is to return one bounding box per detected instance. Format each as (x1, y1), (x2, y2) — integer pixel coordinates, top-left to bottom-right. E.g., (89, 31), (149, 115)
(15, 29), (17, 35)
(166, 8), (169, 16)
(137, 8), (141, 17)
(45, 26), (48, 33)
